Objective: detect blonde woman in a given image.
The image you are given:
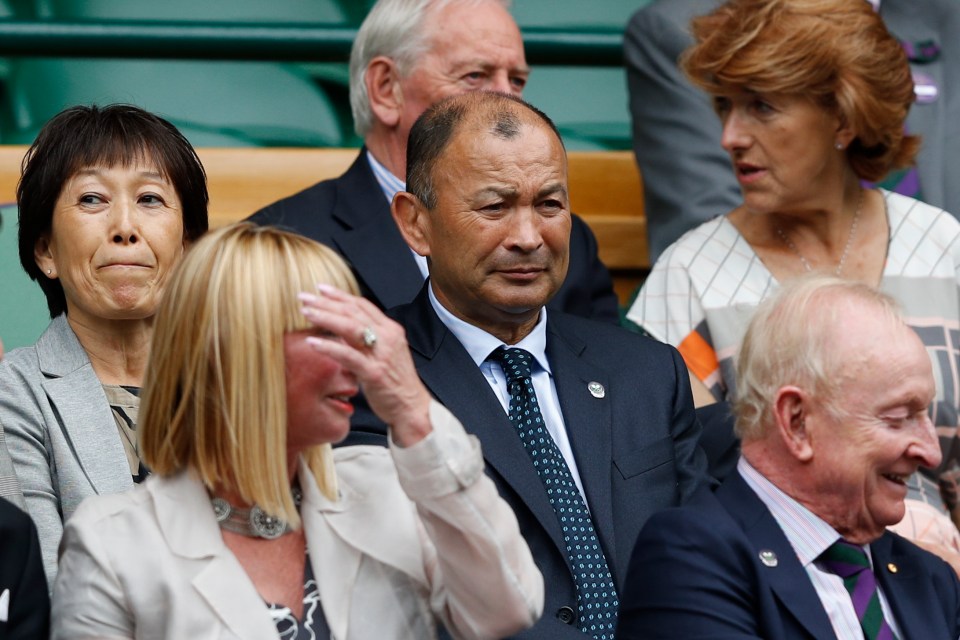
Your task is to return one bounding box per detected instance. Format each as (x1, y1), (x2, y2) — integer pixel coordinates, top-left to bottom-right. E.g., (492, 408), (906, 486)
(52, 223), (543, 639)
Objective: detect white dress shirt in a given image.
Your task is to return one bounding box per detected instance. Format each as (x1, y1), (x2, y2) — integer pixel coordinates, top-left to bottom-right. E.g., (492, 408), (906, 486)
(428, 286), (590, 505)
(739, 458), (902, 639)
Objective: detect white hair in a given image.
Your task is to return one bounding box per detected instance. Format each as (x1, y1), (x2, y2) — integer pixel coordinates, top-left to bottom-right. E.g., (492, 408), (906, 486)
(349, 0), (511, 138)
(734, 275), (903, 440)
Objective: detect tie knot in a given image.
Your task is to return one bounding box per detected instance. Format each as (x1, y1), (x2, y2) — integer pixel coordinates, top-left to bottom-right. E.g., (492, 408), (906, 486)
(820, 539), (871, 578)
(488, 347), (534, 383)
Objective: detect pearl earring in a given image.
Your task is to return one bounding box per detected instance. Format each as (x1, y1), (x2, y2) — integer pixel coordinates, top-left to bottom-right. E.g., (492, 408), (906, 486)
(835, 142), (844, 150)
(46, 269), (51, 274)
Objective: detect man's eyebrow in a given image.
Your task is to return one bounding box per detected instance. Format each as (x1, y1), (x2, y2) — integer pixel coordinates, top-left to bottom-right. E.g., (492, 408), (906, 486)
(449, 59), (530, 75)
(537, 182), (568, 199)
(475, 186), (518, 199)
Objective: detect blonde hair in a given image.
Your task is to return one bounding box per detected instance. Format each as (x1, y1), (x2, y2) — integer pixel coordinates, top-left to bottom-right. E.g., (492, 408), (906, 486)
(734, 275), (902, 440)
(684, 0), (918, 182)
(140, 222), (359, 526)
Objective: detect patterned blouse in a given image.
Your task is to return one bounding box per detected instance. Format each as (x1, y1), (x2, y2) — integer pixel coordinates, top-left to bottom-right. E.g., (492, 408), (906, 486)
(628, 190), (960, 510)
(266, 552), (330, 640)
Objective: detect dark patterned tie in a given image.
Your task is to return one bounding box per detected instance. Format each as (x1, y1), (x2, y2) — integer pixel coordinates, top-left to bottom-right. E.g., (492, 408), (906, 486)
(819, 539), (898, 640)
(488, 347), (618, 639)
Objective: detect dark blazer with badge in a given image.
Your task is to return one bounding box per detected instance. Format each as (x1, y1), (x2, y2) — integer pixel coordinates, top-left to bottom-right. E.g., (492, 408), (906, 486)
(616, 471), (960, 639)
(0, 497), (49, 640)
(350, 285), (709, 638)
(627, 0), (960, 261)
(246, 150), (620, 323)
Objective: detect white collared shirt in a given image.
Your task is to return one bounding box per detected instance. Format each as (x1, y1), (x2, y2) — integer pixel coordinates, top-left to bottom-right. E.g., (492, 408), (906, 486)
(428, 285), (589, 505)
(739, 458), (902, 639)
(365, 150), (429, 279)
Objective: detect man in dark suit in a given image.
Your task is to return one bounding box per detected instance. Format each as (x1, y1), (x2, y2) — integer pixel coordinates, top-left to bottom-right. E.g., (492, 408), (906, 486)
(617, 277), (960, 639)
(0, 327), (48, 639)
(627, 0), (960, 262)
(366, 91), (708, 639)
(0, 496), (48, 640)
(248, 0), (618, 322)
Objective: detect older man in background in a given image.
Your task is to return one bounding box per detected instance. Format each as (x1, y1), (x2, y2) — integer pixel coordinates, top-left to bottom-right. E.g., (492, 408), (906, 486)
(617, 276), (960, 639)
(249, 0), (618, 321)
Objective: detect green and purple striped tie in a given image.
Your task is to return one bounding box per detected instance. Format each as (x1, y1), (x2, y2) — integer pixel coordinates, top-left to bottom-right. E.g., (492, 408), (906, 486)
(820, 539), (898, 640)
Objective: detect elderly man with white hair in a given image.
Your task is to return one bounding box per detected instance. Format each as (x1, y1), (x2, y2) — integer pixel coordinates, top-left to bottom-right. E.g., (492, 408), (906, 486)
(617, 276), (960, 639)
(249, 0), (618, 322)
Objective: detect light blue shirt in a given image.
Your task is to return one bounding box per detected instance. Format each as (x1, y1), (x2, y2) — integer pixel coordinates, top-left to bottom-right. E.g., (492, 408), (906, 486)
(366, 150), (429, 279)
(428, 285), (589, 505)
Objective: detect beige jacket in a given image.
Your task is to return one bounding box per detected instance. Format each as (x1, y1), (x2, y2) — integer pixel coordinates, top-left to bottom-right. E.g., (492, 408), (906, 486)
(52, 401), (544, 639)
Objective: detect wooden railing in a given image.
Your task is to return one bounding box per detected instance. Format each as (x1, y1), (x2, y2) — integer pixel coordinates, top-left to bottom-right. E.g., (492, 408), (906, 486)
(0, 146), (648, 303)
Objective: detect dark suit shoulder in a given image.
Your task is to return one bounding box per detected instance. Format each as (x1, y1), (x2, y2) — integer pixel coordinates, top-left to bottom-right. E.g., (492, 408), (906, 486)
(884, 529), (960, 587)
(547, 310), (681, 365)
(617, 486), (769, 639)
(0, 496), (34, 536)
(246, 175), (341, 232)
(636, 484), (742, 547)
(0, 496), (50, 640)
(245, 150), (374, 242)
(555, 215), (619, 324)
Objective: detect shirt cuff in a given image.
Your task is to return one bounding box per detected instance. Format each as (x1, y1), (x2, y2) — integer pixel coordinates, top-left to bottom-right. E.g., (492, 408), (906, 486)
(389, 400), (484, 499)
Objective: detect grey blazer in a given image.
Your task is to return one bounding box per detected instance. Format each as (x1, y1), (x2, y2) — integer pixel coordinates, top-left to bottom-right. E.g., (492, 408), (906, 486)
(0, 314), (132, 585)
(0, 430), (23, 510)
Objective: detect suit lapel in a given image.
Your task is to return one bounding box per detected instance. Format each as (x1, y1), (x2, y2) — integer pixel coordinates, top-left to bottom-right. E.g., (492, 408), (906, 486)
(36, 316), (131, 496)
(397, 289), (569, 558)
(298, 461), (362, 640)
(299, 458), (428, 640)
(718, 474), (837, 640)
(152, 473), (279, 640)
(872, 533), (942, 638)
(329, 152), (424, 309)
(545, 317), (617, 578)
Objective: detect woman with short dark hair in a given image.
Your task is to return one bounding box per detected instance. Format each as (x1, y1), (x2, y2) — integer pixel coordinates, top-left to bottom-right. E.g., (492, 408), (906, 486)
(0, 103), (209, 585)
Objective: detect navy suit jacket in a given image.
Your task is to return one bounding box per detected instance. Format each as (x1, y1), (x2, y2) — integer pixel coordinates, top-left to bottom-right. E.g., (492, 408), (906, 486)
(247, 150), (620, 322)
(349, 285), (709, 638)
(0, 497), (49, 640)
(616, 471), (960, 639)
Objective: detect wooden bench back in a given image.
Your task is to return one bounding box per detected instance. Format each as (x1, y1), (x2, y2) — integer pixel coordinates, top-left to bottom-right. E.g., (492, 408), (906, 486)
(0, 146), (648, 303)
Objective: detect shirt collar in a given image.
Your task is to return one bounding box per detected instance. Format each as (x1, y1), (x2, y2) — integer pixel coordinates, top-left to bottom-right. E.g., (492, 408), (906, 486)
(427, 283), (551, 374)
(365, 150), (406, 204)
(738, 457), (845, 567)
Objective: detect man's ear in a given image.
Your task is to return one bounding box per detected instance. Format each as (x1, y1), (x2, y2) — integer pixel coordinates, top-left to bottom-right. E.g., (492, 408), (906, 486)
(34, 235), (57, 279)
(392, 191), (430, 257)
(772, 385), (813, 462)
(366, 56), (404, 129)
